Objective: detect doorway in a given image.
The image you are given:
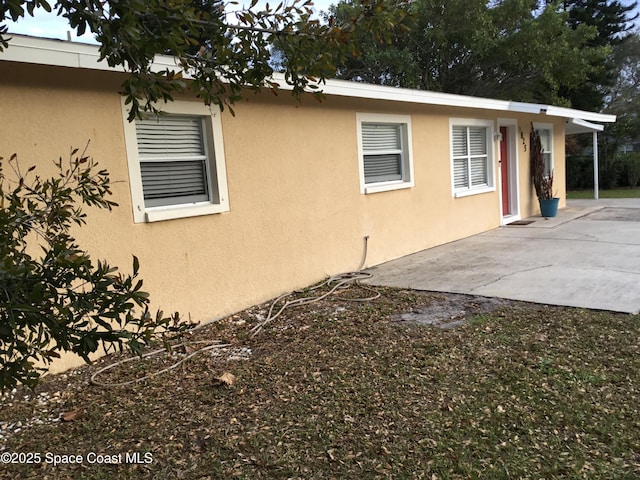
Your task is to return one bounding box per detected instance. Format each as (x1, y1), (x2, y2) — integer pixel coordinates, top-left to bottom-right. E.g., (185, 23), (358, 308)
(498, 122), (519, 222)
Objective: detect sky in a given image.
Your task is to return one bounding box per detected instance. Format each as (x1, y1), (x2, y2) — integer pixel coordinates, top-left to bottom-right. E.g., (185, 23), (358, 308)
(5, 0), (640, 44)
(4, 0), (338, 43)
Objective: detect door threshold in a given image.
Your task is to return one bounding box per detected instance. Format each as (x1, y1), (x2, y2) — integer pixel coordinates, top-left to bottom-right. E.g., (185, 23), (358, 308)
(501, 214), (521, 226)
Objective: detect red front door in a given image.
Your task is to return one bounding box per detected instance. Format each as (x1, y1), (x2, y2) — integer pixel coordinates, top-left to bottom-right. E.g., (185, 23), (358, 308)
(500, 126), (509, 215)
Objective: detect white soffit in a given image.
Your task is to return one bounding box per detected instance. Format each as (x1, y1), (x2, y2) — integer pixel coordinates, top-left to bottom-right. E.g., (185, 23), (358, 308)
(566, 118), (606, 135)
(1, 34), (616, 126)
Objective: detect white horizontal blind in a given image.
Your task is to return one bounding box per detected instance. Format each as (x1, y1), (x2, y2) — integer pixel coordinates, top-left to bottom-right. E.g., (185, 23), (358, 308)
(469, 127), (486, 156)
(470, 157), (487, 186)
(136, 116), (210, 207)
(469, 127), (488, 187)
(140, 161), (207, 202)
(452, 126), (468, 157)
(452, 126), (468, 189)
(539, 128), (552, 177)
(453, 158), (468, 189)
(362, 123), (403, 184)
(362, 123), (400, 151)
(452, 125), (488, 190)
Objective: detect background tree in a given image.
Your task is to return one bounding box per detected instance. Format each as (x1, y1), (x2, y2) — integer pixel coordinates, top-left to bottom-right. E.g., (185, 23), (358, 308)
(548, 1), (638, 190)
(595, 31), (640, 188)
(433, 0), (605, 104)
(606, 32), (640, 144)
(409, 0), (492, 94)
(558, 0), (638, 111)
(328, 0), (610, 106)
(317, 0), (417, 87)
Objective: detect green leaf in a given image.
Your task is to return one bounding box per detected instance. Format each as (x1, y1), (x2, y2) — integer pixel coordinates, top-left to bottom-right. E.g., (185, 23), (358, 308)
(0, 151), (187, 392)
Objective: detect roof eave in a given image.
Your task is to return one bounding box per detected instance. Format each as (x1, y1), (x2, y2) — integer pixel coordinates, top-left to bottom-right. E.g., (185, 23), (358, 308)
(566, 118), (606, 135)
(1, 33), (617, 126)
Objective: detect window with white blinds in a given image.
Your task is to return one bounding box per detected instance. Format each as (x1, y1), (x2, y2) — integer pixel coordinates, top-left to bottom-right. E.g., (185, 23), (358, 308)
(357, 113), (413, 194)
(123, 99), (229, 223)
(362, 123), (403, 183)
(537, 127), (553, 177)
(451, 122), (493, 195)
(135, 116), (211, 208)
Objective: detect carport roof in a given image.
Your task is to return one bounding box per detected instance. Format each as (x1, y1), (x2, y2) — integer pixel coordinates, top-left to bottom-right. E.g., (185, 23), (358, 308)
(0, 33), (617, 129)
(565, 118), (606, 135)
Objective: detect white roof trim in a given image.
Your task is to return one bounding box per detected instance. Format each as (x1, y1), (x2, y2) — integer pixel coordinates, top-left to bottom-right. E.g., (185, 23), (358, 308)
(566, 118), (605, 135)
(545, 106), (615, 124)
(1, 33), (616, 125)
(0, 33), (179, 72)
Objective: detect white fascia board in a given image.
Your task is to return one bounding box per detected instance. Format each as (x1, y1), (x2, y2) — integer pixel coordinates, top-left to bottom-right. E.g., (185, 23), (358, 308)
(544, 105), (616, 124)
(3, 34), (108, 70)
(2, 34), (617, 126)
(298, 74), (540, 114)
(506, 101), (546, 114)
(2, 33), (181, 73)
(280, 75), (615, 124)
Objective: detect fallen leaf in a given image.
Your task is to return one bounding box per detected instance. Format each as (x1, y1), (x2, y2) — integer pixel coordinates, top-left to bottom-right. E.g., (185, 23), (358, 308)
(216, 372), (236, 386)
(61, 409), (83, 422)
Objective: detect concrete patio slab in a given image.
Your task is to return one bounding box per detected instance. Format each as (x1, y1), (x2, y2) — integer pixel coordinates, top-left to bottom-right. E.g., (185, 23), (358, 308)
(365, 199), (640, 314)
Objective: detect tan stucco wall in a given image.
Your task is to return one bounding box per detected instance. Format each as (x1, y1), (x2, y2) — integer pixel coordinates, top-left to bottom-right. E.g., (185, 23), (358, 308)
(1, 62), (565, 373)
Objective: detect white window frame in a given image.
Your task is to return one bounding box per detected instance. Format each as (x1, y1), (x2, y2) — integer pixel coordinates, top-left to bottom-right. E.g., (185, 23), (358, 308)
(450, 118), (496, 198)
(122, 99), (229, 223)
(533, 122), (554, 178)
(357, 113), (414, 194)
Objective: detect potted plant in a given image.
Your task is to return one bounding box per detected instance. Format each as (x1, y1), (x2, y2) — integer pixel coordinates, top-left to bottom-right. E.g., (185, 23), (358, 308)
(530, 124), (559, 217)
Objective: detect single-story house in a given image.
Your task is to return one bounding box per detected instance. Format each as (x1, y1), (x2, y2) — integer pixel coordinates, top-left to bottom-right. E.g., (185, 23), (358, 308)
(0, 34), (615, 372)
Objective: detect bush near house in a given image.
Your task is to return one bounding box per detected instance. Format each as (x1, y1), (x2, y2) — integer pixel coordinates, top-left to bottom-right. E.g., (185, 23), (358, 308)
(0, 149), (185, 392)
(566, 154), (595, 190)
(624, 153), (640, 188)
(567, 153), (640, 190)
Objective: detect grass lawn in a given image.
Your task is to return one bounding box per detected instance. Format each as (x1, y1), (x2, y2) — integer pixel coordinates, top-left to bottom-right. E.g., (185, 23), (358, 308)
(567, 187), (640, 199)
(1, 285), (639, 479)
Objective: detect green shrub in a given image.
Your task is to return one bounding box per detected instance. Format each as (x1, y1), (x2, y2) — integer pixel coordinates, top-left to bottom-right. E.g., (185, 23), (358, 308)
(599, 152), (622, 189)
(623, 153), (640, 188)
(566, 155), (594, 189)
(569, 152), (640, 190)
(0, 148), (185, 391)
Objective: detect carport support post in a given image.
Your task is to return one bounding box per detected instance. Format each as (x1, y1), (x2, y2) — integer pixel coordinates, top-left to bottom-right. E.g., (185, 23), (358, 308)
(593, 131), (599, 200)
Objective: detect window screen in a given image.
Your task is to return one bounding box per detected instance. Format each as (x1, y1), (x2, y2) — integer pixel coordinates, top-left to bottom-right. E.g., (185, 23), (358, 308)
(135, 116), (211, 207)
(362, 123), (403, 184)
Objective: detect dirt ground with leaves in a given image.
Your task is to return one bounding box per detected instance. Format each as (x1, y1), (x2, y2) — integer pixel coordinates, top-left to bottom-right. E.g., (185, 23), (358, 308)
(1, 285), (639, 479)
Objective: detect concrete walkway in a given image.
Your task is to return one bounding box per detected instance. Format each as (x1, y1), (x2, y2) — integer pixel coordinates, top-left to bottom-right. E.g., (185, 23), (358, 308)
(365, 199), (640, 314)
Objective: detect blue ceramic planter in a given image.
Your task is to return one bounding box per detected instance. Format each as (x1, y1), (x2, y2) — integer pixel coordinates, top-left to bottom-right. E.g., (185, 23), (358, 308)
(539, 198), (559, 218)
